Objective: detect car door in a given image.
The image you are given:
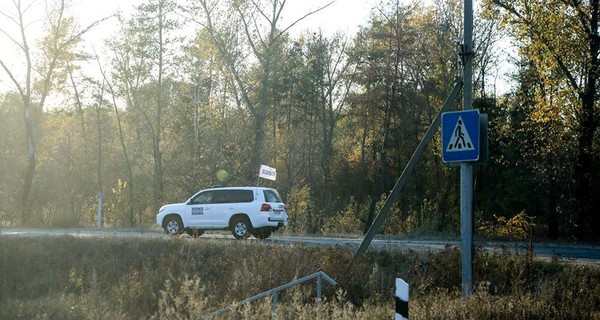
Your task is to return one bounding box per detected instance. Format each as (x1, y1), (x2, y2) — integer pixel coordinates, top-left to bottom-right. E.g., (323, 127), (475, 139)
(207, 190), (238, 228)
(186, 190), (214, 228)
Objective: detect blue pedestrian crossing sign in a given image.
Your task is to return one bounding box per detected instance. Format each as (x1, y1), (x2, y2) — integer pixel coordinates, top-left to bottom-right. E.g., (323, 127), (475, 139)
(442, 110), (480, 163)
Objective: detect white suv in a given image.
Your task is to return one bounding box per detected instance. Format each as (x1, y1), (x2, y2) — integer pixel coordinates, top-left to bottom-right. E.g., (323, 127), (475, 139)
(156, 187), (288, 239)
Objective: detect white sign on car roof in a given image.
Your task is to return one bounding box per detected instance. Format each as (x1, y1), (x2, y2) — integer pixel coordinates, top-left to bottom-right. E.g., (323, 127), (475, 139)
(258, 164), (277, 181)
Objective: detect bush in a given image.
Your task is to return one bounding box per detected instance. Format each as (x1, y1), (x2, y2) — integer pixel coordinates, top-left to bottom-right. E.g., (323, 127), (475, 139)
(321, 196), (366, 234)
(0, 236), (598, 319)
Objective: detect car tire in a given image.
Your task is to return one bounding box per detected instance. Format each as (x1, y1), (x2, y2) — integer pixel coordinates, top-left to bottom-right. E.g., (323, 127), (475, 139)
(164, 216), (184, 235)
(186, 229), (205, 238)
(231, 217), (251, 239)
(253, 229), (272, 240)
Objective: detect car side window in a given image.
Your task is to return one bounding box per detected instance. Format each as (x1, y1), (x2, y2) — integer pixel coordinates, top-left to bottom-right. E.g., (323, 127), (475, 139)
(191, 191), (213, 204)
(263, 190), (281, 203)
(212, 190), (253, 203)
(229, 190), (254, 203)
(190, 189), (256, 204)
(211, 191), (226, 203)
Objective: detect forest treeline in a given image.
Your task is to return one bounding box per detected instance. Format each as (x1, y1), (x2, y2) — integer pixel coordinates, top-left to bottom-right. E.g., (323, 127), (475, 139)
(0, 0), (598, 239)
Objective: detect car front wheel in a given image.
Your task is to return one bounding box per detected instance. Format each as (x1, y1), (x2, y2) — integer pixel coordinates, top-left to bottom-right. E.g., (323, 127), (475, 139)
(231, 217), (251, 239)
(164, 216), (184, 235)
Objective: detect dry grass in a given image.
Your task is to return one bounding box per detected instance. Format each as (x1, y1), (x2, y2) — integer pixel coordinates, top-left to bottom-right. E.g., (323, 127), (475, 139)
(0, 236), (598, 319)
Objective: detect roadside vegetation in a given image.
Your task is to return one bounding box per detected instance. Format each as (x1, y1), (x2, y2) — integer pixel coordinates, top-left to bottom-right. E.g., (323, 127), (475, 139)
(1, 0), (599, 242)
(1, 236), (598, 319)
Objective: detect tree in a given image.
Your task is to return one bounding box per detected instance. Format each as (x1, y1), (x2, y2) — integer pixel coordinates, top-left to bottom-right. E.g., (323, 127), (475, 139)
(348, 1), (451, 233)
(488, 0), (600, 238)
(105, 0), (182, 217)
(174, 26), (267, 196)
(191, 0), (332, 180)
(482, 62), (573, 238)
(0, 0), (105, 222)
(0, 93), (26, 222)
(97, 51), (137, 226)
(271, 32), (353, 232)
(297, 32), (353, 226)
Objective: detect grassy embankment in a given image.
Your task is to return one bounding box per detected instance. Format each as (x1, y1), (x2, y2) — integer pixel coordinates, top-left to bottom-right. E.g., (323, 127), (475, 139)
(0, 235), (599, 319)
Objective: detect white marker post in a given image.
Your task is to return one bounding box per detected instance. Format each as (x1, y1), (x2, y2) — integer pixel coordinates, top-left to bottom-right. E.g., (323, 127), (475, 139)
(395, 278), (409, 320)
(97, 192), (104, 229)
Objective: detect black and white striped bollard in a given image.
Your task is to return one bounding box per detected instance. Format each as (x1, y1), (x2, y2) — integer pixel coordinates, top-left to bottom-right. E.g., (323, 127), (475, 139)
(395, 278), (409, 320)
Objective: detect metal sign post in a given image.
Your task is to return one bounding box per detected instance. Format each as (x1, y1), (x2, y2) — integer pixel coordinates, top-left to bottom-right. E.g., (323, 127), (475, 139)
(461, 0), (474, 296)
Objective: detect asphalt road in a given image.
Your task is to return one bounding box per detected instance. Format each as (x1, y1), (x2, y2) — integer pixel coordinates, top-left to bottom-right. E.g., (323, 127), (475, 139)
(1, 228), (599, 264)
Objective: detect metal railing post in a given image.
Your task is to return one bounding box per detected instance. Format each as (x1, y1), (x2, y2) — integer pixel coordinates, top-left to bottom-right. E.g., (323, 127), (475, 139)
(207, 271), (336, 318)
(316, 273), (322, 302)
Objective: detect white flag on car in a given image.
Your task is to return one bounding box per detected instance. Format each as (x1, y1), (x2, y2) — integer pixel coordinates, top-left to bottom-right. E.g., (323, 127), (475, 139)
(258, 164), (277, 181)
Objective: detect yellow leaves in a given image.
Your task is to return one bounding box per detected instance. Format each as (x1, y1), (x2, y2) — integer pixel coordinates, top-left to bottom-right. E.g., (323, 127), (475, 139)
(111, 178), (127, 196)
(530, 101), (560, 123)
(68, 265), (83, 290)
(107, 179), (129, 226)
(479, 210), (535, 240)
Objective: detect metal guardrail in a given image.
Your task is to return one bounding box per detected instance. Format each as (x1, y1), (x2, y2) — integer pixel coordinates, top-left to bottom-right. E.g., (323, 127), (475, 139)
(206, 271), (337, 318)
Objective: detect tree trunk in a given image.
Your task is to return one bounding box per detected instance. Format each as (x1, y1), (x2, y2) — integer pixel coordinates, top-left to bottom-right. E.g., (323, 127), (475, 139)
(21, 107), (36, 223)
(574, 95), (596, 238)
(96, 95), (103, 194)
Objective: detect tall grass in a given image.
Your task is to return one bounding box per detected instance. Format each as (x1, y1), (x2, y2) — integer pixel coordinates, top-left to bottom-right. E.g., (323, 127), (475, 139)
(0, 236), (598, 319)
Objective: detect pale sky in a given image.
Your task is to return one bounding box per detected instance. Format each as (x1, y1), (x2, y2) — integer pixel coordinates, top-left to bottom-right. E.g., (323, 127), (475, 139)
(0, 0), (513, 95)
(0, 0), (378, 92)
(70, 0), (379, 46)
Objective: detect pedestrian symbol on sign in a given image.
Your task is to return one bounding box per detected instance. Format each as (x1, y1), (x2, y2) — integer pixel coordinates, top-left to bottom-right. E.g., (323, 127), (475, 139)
(446, 116), (475, 152)
(442, 109), (480, 163)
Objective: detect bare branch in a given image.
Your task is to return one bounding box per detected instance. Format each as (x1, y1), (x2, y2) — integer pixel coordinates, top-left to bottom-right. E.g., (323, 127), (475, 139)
(273, 0), (286, 26)
(175, 5), (207, 28)
(249, 0), (272, 25)
(276, 1), (334, 41)
(198, 0), (256, 116)
(0, 7), (20, 25)
(235, 5), (265, 65)
(62, 15), (114, 49)
(0, 59), (26, 97)
(0, 29), (25, 50)
(251, 11), (267, 48)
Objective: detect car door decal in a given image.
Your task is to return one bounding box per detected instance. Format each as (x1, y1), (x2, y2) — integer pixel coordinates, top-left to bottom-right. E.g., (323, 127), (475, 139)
(192, 207), (204, 215)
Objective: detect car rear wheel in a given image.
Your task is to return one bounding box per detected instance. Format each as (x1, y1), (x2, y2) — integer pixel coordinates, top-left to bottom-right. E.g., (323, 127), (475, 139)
(231, 217), (251, 239)
(253, 229), (272, 240)
(164, 216), (184, 235)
